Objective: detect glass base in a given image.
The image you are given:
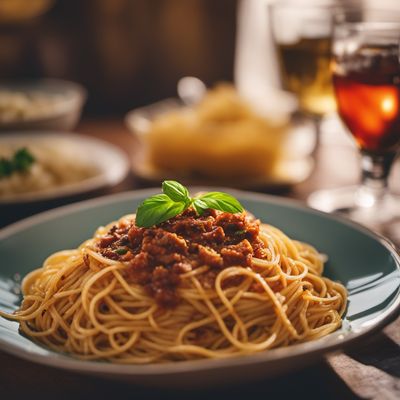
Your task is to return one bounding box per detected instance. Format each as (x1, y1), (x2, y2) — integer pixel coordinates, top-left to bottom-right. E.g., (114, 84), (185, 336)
(308, 186), (400, 246)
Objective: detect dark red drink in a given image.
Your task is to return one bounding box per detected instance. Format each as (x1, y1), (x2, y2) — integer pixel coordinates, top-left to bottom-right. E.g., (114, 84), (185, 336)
(333, 45), (400, 153)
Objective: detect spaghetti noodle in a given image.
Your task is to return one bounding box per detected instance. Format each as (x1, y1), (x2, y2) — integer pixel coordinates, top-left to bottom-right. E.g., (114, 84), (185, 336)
(1, 209), (347, 363)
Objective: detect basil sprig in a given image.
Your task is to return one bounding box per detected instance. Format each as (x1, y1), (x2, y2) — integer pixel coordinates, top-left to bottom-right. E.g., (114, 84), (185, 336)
(0, 148), (35, 179)
(135, 180), (243, 228)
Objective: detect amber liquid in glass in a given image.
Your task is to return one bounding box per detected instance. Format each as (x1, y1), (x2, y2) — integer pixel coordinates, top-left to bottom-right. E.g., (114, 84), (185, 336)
(333, 45), (400, 154)
(277, 37), (336, 117)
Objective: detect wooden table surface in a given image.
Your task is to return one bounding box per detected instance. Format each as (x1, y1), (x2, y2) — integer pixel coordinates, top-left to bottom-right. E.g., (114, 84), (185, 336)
(1, 119), (399, 400)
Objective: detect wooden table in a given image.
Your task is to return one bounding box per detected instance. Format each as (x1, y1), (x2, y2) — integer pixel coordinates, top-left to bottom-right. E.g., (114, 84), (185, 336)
(1, 119), (399, 400)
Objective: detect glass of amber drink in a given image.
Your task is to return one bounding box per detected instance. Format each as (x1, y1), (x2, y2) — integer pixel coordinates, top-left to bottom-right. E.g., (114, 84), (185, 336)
(308, 9), (400, 234)
(269, 1), (337, 143)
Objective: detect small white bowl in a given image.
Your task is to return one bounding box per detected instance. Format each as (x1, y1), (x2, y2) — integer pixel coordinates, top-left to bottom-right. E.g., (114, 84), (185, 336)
(0, 79), (87, 132)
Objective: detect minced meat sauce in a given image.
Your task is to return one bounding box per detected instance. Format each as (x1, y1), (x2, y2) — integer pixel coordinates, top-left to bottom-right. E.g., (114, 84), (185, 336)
(96, 209), (267, 307)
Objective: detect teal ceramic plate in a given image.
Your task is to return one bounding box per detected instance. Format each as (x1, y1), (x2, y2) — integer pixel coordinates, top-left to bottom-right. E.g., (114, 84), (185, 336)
(0, 189), (399, 387)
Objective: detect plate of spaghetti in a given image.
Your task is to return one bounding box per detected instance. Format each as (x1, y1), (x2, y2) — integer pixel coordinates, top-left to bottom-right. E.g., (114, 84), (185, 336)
(0, 183), (399, 387)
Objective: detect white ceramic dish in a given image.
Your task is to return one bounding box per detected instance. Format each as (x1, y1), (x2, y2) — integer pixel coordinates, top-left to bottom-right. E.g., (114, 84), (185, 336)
(0, 132), (129, 203)
(125, 100), (315, 189)
(0, 79), (86, 131)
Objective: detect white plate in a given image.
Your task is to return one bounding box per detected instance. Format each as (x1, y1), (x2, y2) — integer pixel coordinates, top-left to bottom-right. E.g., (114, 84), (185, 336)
(130, 152), (314, 190)
(0, 132), (129, 204)
(125, 100), (316, 189)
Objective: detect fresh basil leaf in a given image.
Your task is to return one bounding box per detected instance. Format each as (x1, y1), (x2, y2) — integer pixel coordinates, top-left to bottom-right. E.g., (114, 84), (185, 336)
(135, 194), (187, 227)
(196, 192), (243, 214)
(135, 182), (244, 226)
(192, 198), (208, 215)
(162, 180), (190, 203)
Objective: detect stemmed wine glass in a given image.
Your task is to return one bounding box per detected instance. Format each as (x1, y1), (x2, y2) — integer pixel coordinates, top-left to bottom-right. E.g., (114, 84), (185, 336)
(308, 8), (400, 235)
(269, 1), (337, 142)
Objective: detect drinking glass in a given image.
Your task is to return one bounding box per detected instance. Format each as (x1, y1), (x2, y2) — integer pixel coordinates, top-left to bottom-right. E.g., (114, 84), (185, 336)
(308, 8), (400, 235)
(269, 1), (337, 138)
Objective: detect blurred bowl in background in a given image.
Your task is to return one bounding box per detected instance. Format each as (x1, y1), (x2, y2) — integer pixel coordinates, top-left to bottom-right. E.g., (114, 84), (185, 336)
(126, 84), (315, 190)
(0, 79), (86, 132)
(0, 132), (129, 204)
(0, 0), (54, 23)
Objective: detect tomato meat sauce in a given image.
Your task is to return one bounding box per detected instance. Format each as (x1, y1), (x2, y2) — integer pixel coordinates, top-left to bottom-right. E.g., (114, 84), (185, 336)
(97, 209), (267, 307)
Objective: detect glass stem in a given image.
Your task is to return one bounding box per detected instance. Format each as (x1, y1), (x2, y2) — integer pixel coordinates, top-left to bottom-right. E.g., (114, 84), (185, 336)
(356, 151), (395, 208)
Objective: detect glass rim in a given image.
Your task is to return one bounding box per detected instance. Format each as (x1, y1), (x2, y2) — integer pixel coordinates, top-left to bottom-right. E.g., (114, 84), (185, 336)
(269, 3), (400, 18)
(334, 7), (400, 21)
(268, 1), (336, 12)
(335, 21), (400, 33)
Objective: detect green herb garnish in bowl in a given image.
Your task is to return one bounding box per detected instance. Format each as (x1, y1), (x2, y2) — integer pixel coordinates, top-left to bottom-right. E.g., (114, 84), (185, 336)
(0, 147), (35, 179)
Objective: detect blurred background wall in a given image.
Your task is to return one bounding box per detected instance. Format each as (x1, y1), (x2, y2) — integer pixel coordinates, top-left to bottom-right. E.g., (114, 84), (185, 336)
(0, 0), (237, 115)
(1, 0), (399, 117)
